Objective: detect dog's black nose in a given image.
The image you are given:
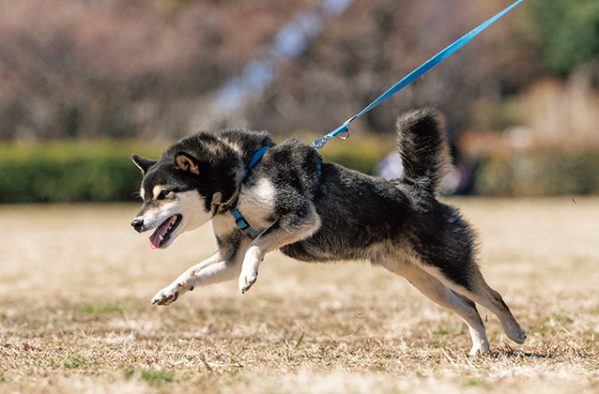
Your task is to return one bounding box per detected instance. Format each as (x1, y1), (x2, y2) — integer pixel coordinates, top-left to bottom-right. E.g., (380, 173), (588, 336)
(131, 218), (144, 233)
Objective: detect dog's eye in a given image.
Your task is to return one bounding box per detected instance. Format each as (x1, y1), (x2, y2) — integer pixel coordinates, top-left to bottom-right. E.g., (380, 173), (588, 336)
(157, 190), (175, 200)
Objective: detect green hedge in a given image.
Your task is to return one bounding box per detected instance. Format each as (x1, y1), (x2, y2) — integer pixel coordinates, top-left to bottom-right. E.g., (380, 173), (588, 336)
(475, 150), (599, 196)
(0, 138), (390, 203)
(0, 141), (163, 203)
(3, 140), (599, 202)
(317, 136), (391, 175)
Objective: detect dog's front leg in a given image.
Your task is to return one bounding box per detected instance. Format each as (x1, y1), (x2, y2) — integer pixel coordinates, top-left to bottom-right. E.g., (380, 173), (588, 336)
(239, 209), (320, 294)
(152, 252), (221, 306)
(152, 246), (247, 306)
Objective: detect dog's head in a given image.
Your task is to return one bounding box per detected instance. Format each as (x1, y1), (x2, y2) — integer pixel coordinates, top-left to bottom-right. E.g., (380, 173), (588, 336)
(130, 130), (273, 249)
(130, 148), (230, 249)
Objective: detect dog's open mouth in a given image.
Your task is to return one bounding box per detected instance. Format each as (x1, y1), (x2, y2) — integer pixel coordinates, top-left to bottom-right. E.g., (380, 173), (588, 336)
(149, 215), (182, 249)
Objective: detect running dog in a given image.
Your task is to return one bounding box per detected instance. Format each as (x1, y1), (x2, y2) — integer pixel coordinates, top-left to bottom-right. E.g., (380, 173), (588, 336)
(130, 108), (525, 355)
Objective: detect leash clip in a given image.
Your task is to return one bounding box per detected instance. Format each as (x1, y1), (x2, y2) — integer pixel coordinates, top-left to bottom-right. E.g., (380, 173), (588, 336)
(312, 124), (350, 150)
(312, 136), (330, 150)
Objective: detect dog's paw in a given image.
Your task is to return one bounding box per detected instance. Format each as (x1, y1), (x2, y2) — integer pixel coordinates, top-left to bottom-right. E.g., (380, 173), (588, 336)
(151, 282), (187, 306)
(468, 341), (491, 357)
(238, 269), (257, 294)
(506, 323), (526, 345)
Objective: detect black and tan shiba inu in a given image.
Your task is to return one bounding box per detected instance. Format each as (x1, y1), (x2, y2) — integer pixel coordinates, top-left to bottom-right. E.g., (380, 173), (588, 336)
(131, 108), (525, 355)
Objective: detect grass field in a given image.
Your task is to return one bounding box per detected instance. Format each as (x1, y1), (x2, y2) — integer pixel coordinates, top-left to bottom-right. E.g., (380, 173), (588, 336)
(1, 199), (598, 393)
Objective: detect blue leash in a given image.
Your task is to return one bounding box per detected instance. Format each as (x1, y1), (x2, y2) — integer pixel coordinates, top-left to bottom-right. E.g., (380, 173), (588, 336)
(312, 0), (525, 150)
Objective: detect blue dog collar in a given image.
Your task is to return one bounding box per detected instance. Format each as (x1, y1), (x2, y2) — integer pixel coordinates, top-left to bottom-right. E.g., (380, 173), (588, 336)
(245, 146), (270, 171)
(230, 207), (262, 238)
(230, 146), (271, 238)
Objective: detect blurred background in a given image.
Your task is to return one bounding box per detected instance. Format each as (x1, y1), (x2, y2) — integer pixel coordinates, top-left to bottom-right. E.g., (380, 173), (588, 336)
(0, 0), (598, 202)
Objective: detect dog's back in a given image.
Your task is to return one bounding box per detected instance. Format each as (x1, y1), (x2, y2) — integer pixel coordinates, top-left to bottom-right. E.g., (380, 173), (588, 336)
(281, 108), (467, 264)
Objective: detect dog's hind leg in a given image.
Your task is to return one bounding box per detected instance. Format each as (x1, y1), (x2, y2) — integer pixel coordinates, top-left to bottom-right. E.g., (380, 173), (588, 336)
(239, 207), (321, 294)
(381, 262), (490, 356)
(418, 262), (526, 345)
(462, 271), (526, 345)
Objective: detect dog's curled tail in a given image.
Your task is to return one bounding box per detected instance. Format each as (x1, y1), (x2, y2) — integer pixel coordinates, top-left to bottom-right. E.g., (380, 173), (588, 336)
(396, 108), (450, 194)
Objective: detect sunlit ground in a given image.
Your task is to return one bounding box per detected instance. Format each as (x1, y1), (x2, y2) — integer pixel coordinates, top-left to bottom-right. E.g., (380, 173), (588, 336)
(0, 199), (598, 393)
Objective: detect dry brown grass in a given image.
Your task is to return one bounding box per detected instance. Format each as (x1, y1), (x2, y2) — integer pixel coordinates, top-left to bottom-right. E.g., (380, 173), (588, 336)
(1, 199), (598, 393)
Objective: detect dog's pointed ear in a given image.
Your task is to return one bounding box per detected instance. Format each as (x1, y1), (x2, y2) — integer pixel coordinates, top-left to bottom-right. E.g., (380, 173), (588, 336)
(131, 154), (156, 175)
(174, 151), (200, 175)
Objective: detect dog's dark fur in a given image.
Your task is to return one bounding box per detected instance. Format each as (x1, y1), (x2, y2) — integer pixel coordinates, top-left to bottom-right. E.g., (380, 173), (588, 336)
(131, 108), (525, 355)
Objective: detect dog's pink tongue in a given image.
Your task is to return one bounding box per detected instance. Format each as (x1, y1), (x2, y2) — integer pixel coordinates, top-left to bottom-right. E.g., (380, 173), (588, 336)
(148, 219), (171, 249)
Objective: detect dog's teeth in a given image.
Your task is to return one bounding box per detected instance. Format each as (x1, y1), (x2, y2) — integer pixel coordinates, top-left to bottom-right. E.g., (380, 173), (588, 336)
(159, 235), (164, 241)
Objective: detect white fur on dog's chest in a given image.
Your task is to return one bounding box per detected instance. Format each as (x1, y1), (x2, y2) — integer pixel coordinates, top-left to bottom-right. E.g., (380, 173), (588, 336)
(213, 177), (277, 233)
(237, 178), (277, 224)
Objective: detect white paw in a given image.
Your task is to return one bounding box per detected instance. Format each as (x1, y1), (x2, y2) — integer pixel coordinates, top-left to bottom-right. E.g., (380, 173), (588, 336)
(468, 341), (491, 357)
(238, 269), (257, 294)
(151, 282), (187, 306)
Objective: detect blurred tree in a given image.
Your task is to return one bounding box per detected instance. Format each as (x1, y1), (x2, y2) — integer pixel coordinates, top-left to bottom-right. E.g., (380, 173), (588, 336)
(246, 0), (540, 134)
(0, 0), (596, 140)
(531, 0), (599, 76)
(0, 0), (307, 140)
